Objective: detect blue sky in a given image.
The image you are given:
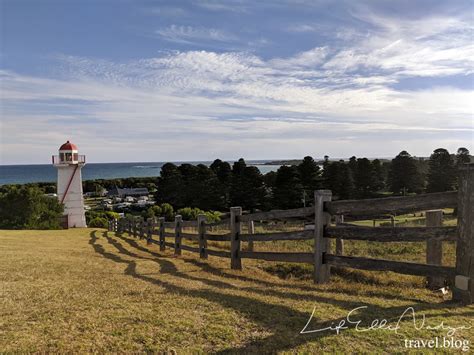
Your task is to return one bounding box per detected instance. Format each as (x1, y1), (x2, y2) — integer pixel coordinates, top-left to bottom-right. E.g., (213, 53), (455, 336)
(1, 0), (473, 164)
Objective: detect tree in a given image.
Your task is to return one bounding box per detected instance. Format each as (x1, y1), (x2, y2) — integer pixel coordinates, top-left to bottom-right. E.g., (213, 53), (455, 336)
(322, 160), (354, 199)
(348, 156), (358, 176)
(178, 164), (222, 210)
(297, 156), (322, 204)
(155, 163), (184, 207)
(353, 158), (374, 198)
(230, 159), (266, 210)
(371, 159), (386, 192)
(456, 147), (470, 168)
(272, 165), (303, 209)
(388, 151), (424, 194)
(426, 148), (456, 192)
(210, 159), (232, 208)
(336, 161), (355, 199)
(0, 186), (64, 229)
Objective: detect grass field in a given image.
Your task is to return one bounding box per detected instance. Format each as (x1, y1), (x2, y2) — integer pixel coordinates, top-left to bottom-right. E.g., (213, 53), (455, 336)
(1, 228), (473, 353)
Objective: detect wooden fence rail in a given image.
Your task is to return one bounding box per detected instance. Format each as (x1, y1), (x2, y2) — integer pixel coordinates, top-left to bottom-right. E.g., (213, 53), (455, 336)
(108, 163), (473, 304)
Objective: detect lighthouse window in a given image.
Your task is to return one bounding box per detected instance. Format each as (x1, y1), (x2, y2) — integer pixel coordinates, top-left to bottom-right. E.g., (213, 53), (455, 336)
(73, 153), (78, 161)
(65, 153), (72, 161)
(60, 153), (65, 161)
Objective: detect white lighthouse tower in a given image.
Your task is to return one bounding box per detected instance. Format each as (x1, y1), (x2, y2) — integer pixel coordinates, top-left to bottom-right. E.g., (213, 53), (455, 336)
(52, 141), (87, 228)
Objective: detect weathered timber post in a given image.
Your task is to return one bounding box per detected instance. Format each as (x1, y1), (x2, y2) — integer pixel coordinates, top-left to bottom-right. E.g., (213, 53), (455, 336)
(113, 218), (118, 232)
(453, 163), (474, 304)
(198, 214), (207, 259)
(426, 210), (444, 289)
(314, 190), (332, 283)
(247, 220), (255, 252)
(335, 215), (344, 256)
(230, 207), (242, 270)
(133, 218), (138, 238)
(139, 219), (145, 239)
(108, 220), (111, 231)
(158, 217), (165, 251)
(174, 215), (182, 256)
(146, 218), (153, 245)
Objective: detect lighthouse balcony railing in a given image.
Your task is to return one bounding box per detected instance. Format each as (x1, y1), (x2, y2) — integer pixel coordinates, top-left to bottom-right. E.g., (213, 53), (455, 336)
(52, 154), (86, 165)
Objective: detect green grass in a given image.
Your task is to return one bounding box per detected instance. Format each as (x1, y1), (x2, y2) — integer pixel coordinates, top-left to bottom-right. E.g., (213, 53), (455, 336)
(350, 209), (457, 228)
(1, 228), (473, 353)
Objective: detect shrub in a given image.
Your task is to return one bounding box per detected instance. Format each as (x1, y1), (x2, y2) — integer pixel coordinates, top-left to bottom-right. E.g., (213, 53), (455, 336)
(160, 203), (174, 221)
(205, 211), (221, 223)
(88, 217), (108, 228)
(176, 207), (204, 221)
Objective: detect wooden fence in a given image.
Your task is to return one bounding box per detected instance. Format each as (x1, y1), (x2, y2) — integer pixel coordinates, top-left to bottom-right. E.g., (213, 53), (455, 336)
(108, 163), (473, 304)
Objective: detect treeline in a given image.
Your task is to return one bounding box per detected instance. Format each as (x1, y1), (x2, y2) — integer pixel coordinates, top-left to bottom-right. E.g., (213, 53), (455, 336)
(155, 147), (470, 211)
(82, 177), (157, 194)
(0, 185), (64, 229)
(0, 177), (159, 197)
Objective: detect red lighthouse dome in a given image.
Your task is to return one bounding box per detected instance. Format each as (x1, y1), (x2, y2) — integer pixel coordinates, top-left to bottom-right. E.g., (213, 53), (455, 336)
(59, 140), (78, 151)
(53, 140), (85, 165)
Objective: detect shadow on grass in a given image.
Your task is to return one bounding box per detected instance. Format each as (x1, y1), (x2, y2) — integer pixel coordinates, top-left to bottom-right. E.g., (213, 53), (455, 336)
(115, 232), (426, 303)
(90, 230), (468, 353)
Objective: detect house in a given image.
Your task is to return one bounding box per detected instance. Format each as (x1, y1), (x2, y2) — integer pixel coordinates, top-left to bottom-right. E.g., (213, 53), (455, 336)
(107, 187), (149, 198)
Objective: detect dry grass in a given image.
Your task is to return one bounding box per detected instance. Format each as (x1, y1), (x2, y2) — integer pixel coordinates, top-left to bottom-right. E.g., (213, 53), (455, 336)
(1, 228), (473, 353)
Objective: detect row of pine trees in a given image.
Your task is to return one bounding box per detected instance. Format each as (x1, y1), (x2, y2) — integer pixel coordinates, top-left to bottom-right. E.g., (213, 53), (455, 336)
(155, 147), (470, 212)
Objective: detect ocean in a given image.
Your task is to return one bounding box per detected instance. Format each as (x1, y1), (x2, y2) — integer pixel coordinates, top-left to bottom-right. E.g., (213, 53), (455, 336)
(0, 161), (281, 185)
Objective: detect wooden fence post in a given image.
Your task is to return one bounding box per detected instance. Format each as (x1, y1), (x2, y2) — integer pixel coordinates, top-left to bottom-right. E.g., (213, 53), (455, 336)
(174, 215), (182, 255)
(146, 218), (153, 245)
(113, 219), (118, 232)
(335, 215), (344, 256)
(247, 220), (255, 252)
(133, 218), (138, 238)
(197, 214), (207, 259)
(230, 207), (242, 270)
(314, 190), (332, 283)
(453, 163), (474, 304)
(426, 210), (444, 289)
(139, 219), (145, 239)
(159, 217), (165, 251)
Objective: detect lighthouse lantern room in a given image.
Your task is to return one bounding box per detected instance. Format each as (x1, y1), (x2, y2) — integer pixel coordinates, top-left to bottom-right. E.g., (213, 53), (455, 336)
(52, 141), (87, 228)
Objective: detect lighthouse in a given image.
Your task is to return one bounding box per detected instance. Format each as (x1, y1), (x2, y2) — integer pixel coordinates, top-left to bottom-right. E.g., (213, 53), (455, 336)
(52, 141), (87, 228)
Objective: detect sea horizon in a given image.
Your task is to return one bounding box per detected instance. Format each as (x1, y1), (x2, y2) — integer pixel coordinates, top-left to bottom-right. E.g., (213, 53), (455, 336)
(0, 160), (285, 185)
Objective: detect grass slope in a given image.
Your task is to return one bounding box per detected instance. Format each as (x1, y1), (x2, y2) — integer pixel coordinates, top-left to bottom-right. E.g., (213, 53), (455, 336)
(1, 229), (472, 353)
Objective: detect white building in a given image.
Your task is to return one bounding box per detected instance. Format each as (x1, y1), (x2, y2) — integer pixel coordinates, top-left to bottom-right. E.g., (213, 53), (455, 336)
(53, 141), (87, 228)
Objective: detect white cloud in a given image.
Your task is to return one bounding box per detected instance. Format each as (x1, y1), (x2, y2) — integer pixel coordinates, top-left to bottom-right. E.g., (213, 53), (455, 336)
(194, 0), (249, 13)
(287, 24), (318, 33)
(155, 25), (237, 44)
(2, 8), (473, 163)
(323, 12), (474, 78)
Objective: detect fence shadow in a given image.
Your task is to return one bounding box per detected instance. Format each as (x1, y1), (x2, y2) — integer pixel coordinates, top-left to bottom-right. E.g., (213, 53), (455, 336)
(89, 230), (465, 353)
